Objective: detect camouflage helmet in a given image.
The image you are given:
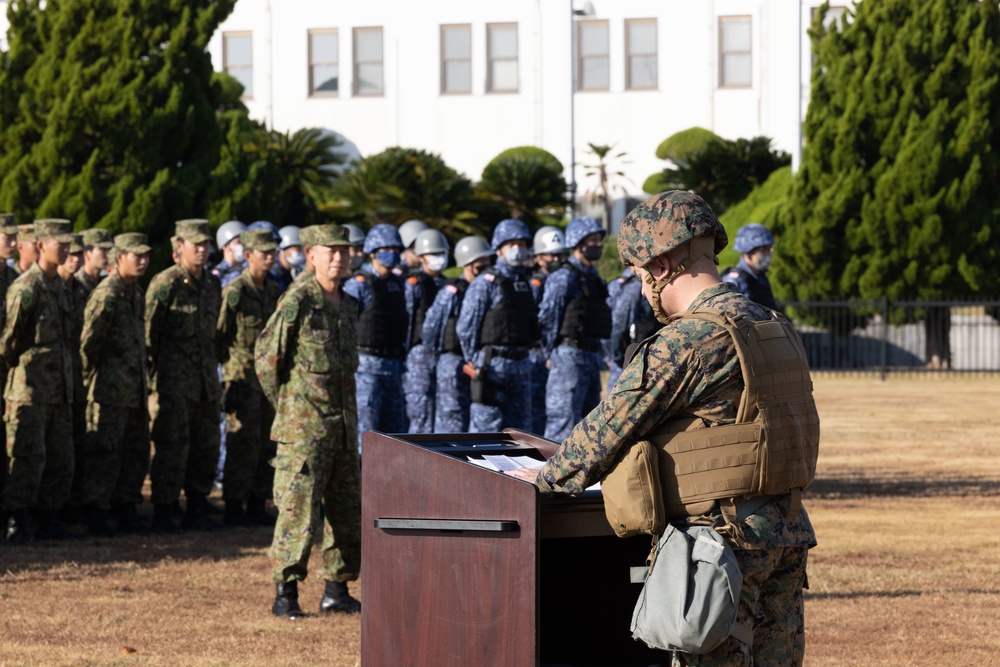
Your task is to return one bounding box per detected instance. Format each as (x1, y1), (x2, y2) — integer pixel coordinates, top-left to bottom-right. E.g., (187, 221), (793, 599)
(617, 191), (728, 267)
(733, 223), (774, 254)
(247, 220), (280, 243)
(363, 223), (404, 254)
(491, 219), (531, 251)
(564, 216), (605, 249)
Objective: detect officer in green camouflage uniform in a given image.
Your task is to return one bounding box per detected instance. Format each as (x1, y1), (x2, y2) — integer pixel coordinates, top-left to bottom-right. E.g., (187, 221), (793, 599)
(255, 224), (362, 619)
(0, 213), (18, 501)
(13, 223), (37, 276)
(216, 228), (282, 527)
(79, 233), (152, 535)
(145, 219), (222, 533)
(0, 219), (76, 542)
(75, 228), (114, 295)
(511, 192), (817, 667)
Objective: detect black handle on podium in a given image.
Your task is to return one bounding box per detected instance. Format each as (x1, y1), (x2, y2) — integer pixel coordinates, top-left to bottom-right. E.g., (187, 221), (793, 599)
(375, 518), (518, 532)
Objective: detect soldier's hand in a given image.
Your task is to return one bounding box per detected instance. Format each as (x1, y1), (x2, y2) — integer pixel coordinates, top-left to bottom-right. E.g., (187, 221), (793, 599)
(461, 362), (478, 380)
(505, 467), (541, 483)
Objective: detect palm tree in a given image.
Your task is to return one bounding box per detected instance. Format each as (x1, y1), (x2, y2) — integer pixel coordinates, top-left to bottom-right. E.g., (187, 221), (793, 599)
(581, 142), (634, 231)
(264, 128), (346, 226)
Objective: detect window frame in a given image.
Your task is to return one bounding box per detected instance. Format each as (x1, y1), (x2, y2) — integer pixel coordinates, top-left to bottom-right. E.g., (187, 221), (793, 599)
(308, 28), (339, 98)
(440, 23), (472, 95)
(222, 31), (254, 100)
(718, 15), (753, 89)
(486, 22), (519, 94)
(576, 19), (610, 92)
(353, 26), (384, 97)
(625, 18), (658, 91)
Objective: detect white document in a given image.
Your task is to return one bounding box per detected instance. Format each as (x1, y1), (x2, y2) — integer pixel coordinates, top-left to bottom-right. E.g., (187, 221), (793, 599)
(467, 454), (546, 471)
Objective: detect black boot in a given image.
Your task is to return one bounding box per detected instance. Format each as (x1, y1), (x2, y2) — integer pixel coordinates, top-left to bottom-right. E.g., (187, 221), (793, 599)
(85, 506), (117, 538)
(319, 580), (361, 614)
(33, 510), (76, 540)
(223, 499), (250, 527)
(114, 503), (149, 534)
(272, 581), (306, 619)
(5, 509), (30, 544)
(182, 494), (219, 531)
(246, 496), (276, 527)
(151, 503), (181, 534)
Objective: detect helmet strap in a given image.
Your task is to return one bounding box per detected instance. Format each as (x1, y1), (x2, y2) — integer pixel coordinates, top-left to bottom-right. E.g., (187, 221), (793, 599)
(641, 237), (718, 324)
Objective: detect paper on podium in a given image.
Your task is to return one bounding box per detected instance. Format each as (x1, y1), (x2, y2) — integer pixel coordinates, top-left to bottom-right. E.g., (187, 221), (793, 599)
(467, 454), (600, 491)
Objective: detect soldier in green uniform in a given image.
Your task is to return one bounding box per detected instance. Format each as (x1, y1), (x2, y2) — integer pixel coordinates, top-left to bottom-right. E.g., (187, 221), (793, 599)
(76, 228), (114, 294)
(216, 228), (282, 527)
(0, 213), (18, 500)
(255, 224), (362, 619)
(0, 219), (76, 542)
(145, 219), (222, 533)
(13, 223), (36, 275)
(508, 191), (818, 667)
(79, 233), (152, 535)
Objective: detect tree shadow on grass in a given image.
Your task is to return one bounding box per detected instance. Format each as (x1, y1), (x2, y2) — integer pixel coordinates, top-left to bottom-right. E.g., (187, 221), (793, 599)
(806, 588), (1000, 601)
(806, 477), (1000, 499)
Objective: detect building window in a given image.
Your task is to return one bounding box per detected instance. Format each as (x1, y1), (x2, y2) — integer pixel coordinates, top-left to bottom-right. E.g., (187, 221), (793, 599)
(487, 23), (518, 93)
(223, 32), (253, 98)
(625, 19), (657, 90)
(309, 29), (339, 96)
(577, 20), (609, 91)
(719, 16), (752, 88)
(441, 24), (472, 94)
(354, 27), (383, 96)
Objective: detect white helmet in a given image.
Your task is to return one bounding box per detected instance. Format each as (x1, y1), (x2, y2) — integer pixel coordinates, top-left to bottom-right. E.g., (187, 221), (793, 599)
(342, 223), (366, 247)
(399, 219), (429, 249)
(216, 220), (246, 250)
(278, 225), (302, 250)
(414, 229), (450, 256)
(533, 225), (567, 254)
(453, 236), (493, 267)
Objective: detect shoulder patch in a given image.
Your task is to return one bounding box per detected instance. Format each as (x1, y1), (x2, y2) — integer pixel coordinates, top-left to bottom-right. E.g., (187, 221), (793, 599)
(725, 271), (740, 279)
(484, 273), (495, 283)
(155, 280), (172, 303)
(355, 274), (366, 283)
(531, 278), (542, 288)
(445, 284), (458, 294)
(282, 299), (300, 323)
(17, 284), (33, 309)
(226, 290), (240, 308)
(407, 276), (419, 284)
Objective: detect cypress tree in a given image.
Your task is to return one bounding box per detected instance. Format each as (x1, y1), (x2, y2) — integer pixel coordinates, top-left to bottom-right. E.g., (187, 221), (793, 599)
(0, 0), (236, 264)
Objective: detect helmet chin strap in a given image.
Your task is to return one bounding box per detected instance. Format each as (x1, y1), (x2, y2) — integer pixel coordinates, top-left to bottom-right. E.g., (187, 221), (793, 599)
(640, 237), (719, 324)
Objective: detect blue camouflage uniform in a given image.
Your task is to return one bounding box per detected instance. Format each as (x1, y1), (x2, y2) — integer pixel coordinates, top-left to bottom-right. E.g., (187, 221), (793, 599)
(607, 275), (660, 394)
(537, 255), (608, 441)
(604, 267), (634, 393)
(527, 271), (549, 435)
(403, 269), (445, 433)
(722, 257), (779, 312)
(456, 259), (536, 434)
(422, 278), (470, 432)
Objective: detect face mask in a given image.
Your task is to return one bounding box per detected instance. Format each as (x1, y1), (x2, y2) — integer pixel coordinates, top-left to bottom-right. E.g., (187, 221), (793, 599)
(424, 253), (448, 273)
(376, 250), (401, 268)
(749, 253), (772, 273)
(542, 258), (561, 273)
(502, 246), (529, 266)
(583, 245), (603, 261)
(285, 249), (304, 269)
(350, 255), (364, 271)
(232, 243), (245, 264)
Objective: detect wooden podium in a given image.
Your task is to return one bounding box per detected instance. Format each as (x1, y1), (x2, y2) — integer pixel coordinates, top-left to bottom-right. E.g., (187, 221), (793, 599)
(360, 430), (664, 667)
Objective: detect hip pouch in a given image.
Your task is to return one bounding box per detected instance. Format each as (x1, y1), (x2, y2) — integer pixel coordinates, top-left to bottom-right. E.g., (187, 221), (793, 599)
(469, 375), (498, 407)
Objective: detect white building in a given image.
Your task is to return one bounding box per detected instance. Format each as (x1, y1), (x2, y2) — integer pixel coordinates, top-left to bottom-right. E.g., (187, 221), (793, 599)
(1, 0), (849, 217)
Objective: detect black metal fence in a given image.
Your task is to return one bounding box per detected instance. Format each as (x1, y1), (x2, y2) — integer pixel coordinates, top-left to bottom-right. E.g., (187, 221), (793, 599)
(783, 298), (1000, 378)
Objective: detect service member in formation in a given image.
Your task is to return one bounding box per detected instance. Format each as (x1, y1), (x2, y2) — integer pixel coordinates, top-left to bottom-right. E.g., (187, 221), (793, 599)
(603, 266), (635, 393)
(421, 235), (494, 433)
(13, 223), (36, 275)
(0, 219), (76, 542)
(607, 268), (661, 393)
(537, 216), (612, 442)
(509, 191), (818, 667)
(0, 213), (18, 499)
(215, 228), (283, 527)
(723, 223), (780, 312)
(76, 228), (114, 294)
(456, 219), (539, 433)
(145, 219), (222, 533)
(255, 224), (362, 620)
(79, 233), (152, 535)
(527, 226), (567, 436)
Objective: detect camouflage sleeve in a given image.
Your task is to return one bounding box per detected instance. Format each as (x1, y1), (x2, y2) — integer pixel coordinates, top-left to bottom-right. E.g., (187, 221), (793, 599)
(144, 275), (171, 370)
(537, 269), (572, 354)
(80, 289), (116, 374)
(216, 284), (239, 365)
(0, 283), (35, 368)
(255, 294), (298, 407)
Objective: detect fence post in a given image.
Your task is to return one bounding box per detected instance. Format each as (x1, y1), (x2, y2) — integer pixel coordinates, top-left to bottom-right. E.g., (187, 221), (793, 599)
(880, 296), (889, 382)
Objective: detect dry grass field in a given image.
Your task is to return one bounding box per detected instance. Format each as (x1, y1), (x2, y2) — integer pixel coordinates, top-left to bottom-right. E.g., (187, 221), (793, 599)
(1, 375), (999, 666)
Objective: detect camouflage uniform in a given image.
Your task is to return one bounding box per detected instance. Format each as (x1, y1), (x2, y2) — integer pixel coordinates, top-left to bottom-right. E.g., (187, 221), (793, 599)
(79, 233), (151, 511)
(535, 192), (816, 667)
(422, 278), (471, 432)
(145, 220), (222, 508)
(0, 221), (76, 516)
(216, 235), (282, 506)
(604, 267), (635, 393)
(255, 224), (361, 585)
(63, 234), (91, 516)
(12, 224), (35, 276)
(0, 214), (19, 497)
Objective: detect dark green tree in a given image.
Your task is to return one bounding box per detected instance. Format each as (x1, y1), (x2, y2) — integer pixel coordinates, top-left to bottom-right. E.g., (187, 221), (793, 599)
(0, 0), (236, 268)
(475, 147), (568, 228)
(642, 127), (720, 194)
(773, 0), (1000, 364)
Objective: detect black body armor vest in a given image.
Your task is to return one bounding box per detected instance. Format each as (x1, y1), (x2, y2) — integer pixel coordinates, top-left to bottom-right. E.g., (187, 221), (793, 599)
(732, 266), (779, 311)
(479, 269), (540, 347)
(441, 278), (468, 355)
(557, 262), (612, 342)
(408, 271), (440, 348)
(355, 270), (408, 353)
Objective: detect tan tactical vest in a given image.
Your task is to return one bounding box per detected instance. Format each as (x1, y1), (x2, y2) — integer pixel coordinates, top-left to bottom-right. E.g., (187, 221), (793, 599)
(602, 306), (820, 536)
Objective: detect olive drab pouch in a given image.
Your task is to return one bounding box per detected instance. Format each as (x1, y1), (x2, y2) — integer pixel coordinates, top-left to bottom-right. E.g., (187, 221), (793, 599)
(601, 440), (665, 538)
(629, 523), (752, 654)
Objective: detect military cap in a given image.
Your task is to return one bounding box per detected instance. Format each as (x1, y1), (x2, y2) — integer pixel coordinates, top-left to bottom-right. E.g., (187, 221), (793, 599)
(241, 228), (278, 252)
(33, 218), (74, 243)
(68, 234), (85, 254)
(81, 227), (115, 249)
(114, 232), (151, 254)
(617, 191), (728, 268)
(0, 213), (17, 235)
(174, 219), (212, 244)
(307, 224), (351, 248)
(18, 224), (36, 243)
